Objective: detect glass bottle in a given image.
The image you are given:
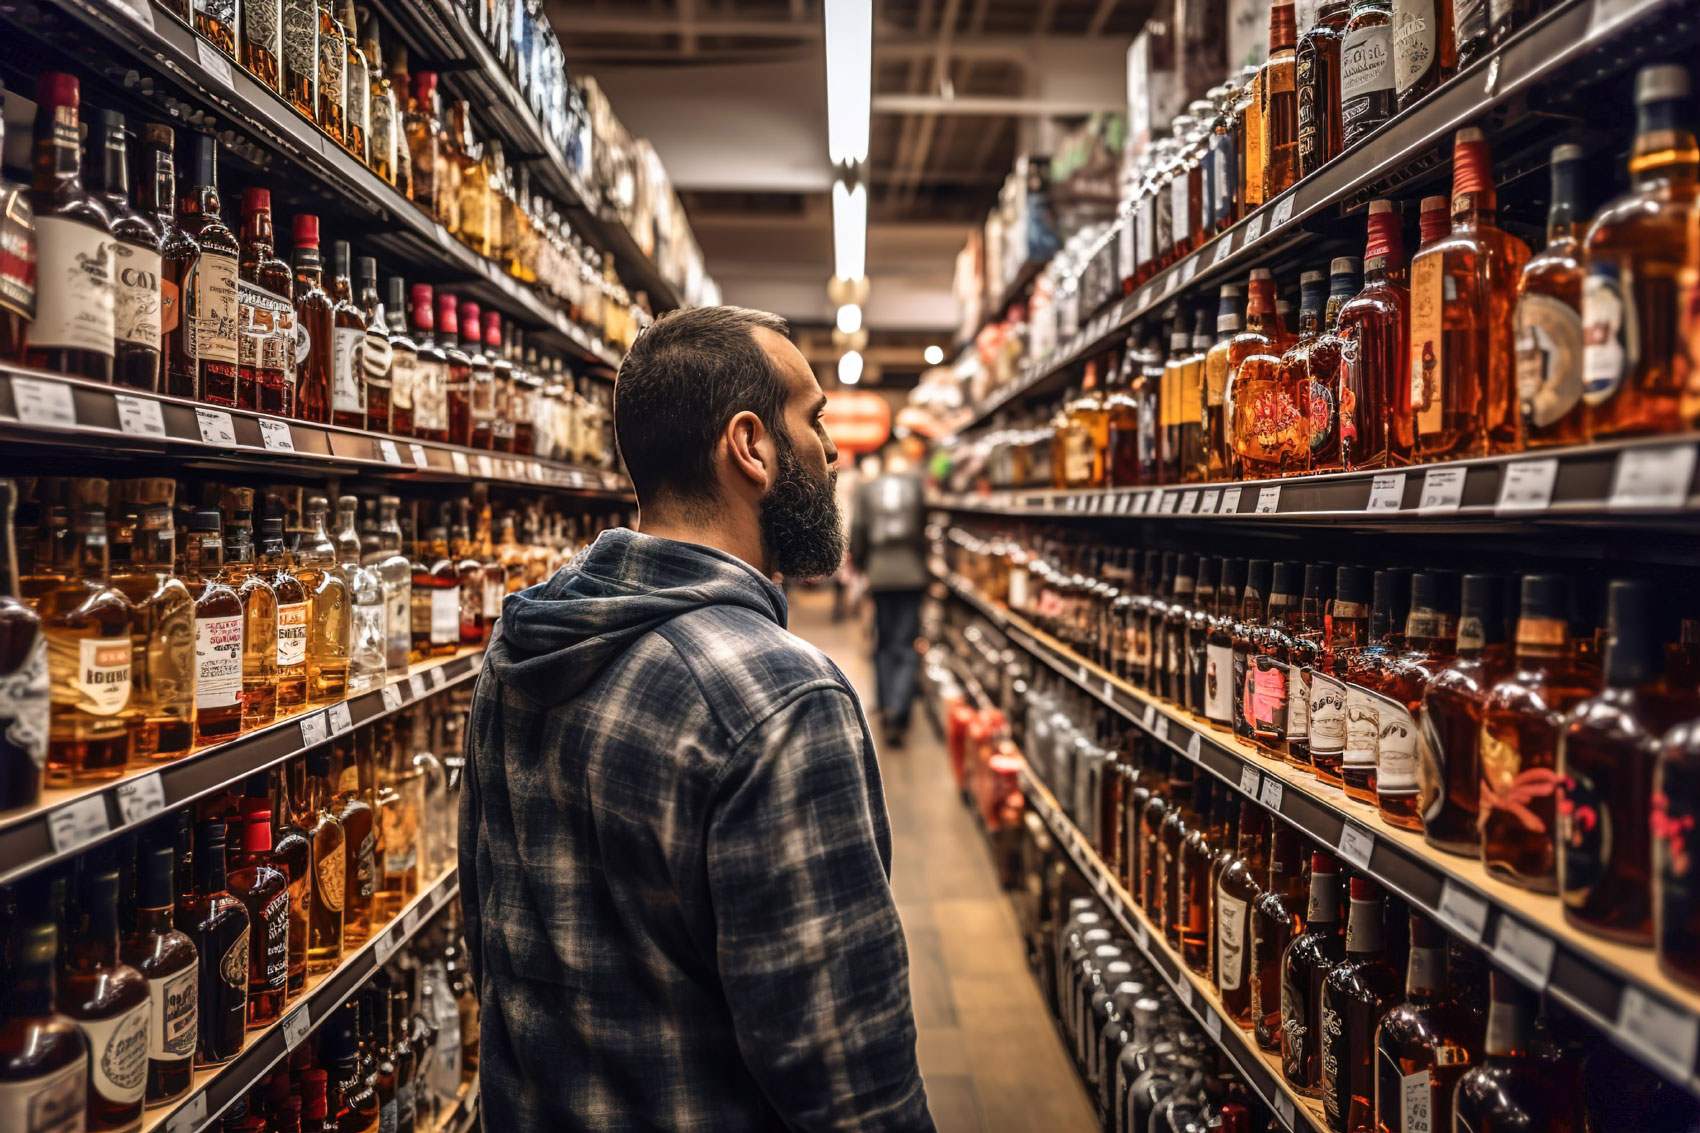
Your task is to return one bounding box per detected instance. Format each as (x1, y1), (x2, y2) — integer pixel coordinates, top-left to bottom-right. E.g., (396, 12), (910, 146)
(329, 240), (368, 431)
(404, 72), (441, 218)
(0, 480), (49, 810)
(1453, 0), (1488, 68)
(336, 738), (377, 948)
(24, 73), (115, 384)
(281, 0), (318, 118)
(1202, 559), (1243, 730)
(1307, 565), (1370, 788)
(1157, 313), (1189, 485)
(1393, 0), (1455, 111)
(304, 749), (347, 975)
(1224, 270), (1284, 480)
(227, 512), (279, 730)
(236, 188), (297, 415)
(1318, 877), (1402, 1132)
(1340, 569), (1411, 805)
(136, 125), (192, 405)
(258, 517), (309, 713)
(338, 497), (386, 694)
(1298, 258), (1361, 474)
(1231, 559), (1271, 741)
(1252, 823), (1307, 1051)
(1284, 564), (1331, 772)
(1201, 286), (1243, 482)
(1514, 145), (1589, 448)
(1160, 765), (1202, 949)
(229, 808), (289, 1028)
(1373, 911), (1481, 1133)
(1215, 802), (1269, 1024)
(174, 134), (240, 405)
(182, 822), (251, 1067)
(1297, 0), (1350, 178)
(1251, 562), (1301, 756)
(1417, 573), (1510, 856)
(86, 110), (163, 391)
(1479, 574), (1595, 893)
(1587, 66), (1695, 436)
(410, 522), (460, 662)
(183, 510), (244, 745)
(355, 257), (392, 433)
(299, 496), (352, 705)
(121, 840), (199, 1108)
(292, 214), (335, 424)
(60, 865), (149, 1130)
(316, 0), (349, 145)
(1451, 973), (1584, 1132)
(1372, 572), (1458, 830)
(411, 285), (450, 444)
(272, 764), (313, 997)
(1259, 0), (1300, 200)
(369, 497), (413, 680)
(194, 0), (237, 53)
(110, 482), (192, 766)
(377, 721), (426, 917)
(385, 277), (417, 437)
(438, 295), (472, 447)
(0, 77), (27, 364)
(1279, 850), (1343, 1096)
(460, 302), (495, 449)
(1336, 200), (1412, 470)
(2, 909), (88, 1130)
(451, 508), (485, 647)
(361, 15), (398, 184)
(43, 495), (134, 786)
(241, 0), (283, 92)
(1178, 778), (1224, 973)
(339, 0), (370, 163)
(1340, 0), (1395, 148)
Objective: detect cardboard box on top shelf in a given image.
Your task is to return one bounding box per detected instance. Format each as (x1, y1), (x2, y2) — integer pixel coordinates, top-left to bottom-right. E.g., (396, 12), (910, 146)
(1127, 23), (1182, 161)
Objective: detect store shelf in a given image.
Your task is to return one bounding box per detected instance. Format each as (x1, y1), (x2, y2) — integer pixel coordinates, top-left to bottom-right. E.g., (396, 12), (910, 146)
(942, 573), (1700, 1097)
(0, 367), (632, 500)
(955, 257), (1050, 355)
(143, 869), (461, 1133)
(0, 0), (623, 369)
(960, 0), (1687, 431)
(0, 649), (482, 888)
(932, 432), (1700, 527)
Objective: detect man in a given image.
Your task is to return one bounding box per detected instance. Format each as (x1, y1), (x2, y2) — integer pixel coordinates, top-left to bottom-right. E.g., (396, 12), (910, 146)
(849, 441), (929, 747)
(459, 306), (934, 1132)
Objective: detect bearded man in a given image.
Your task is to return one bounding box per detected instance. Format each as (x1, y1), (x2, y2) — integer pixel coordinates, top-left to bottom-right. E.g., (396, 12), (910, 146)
(459, 306), (935, 1133)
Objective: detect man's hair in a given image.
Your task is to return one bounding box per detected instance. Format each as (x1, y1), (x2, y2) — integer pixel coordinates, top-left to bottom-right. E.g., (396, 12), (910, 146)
(613, 305), (791, 507)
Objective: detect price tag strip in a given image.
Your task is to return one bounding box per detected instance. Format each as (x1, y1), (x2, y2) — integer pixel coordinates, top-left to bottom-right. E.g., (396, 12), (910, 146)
(195, 407), (237, 447)
(1490, 917), (1557, 989)
(1218, 486), (1243, 514)
(1365, 472), (1407, 512)
(49, 795), (111, 852)
(114, 394), (167, 438)
(1496, 458), (1559, 513)
(1418, 467), (1467, 514)
(1337, 823), (1375, 870)
(1436, 880), (1490, 944)
(1255, 485), (1282, 514)
(1610, 444), (1697, 510)
(115, 773), (167, 825)
(1616, 987), (1700, 1085)
(258, 418), (295, 452)
(12, 377), (78, 428)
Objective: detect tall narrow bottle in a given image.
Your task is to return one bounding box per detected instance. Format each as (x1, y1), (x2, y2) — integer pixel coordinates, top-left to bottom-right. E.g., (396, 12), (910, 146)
(175, 134), (240, 405)
(1318, 878), (1402, 1132)
(227, 510), (279, 730)
(339, 496), (387, 694)
(1214, 802), (1269, 1024)
(330, 240), (368, 431)
(138, 125), (192, 403)
(375, 496), (413, 679)
(184, 510), (244, 745)
(340, 0), (370, 163)
(386, 277), (417, 437)
(281, 0), (318, 118)
(336, 738), (377, 947)
(1340, 569), (1410, 805)
(1280, 850), (1343, 1095)
(1373, 572), (1457, 829)
(1307, 566), (1370, 788)
(298, 496), (352, 705)
(43, 494), (133, 785)
(61, 864), (149, 1131)
(1514, 144), (1589, 448)
(113, 481), (192, 765)
(182, 822), (250, 1067)
(1375, 911), (1481, 1133)
(1258, 0), (1300, 200)
(272, 765), (313, 997)
(1297, 0), (1350, 178)
(259, 518), (308, 713)
(1251, 823), (1307, 1051)
(411, 285), (450, 443)
(240, 0), (283, 92)
(87, 110), (163, 391)
(1, 909), (87, 1130)
(361, 15), (399, 184)
(1339, 0), (1395, 147)
(229, 808), (290, 1028)
(292, 214), (335, 423)
(440, 294), (473, 446)
(357, 258), (393, 433)
(1336, 200), (1412, 470)
(236, 188), (297, 415)
(404, 72), (441, 218)
(1416, 573), (1509, 855)
(305, 749), (348, 975)
(316, 0), (349, 145)
(1393, 0), (1454, 110)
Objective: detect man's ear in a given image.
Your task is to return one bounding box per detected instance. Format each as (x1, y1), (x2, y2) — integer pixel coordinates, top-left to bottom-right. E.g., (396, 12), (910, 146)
(722, 410), (774, 494)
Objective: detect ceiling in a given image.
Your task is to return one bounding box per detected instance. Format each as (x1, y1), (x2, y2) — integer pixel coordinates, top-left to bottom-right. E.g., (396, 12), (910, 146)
(546, 0), (1147, 354)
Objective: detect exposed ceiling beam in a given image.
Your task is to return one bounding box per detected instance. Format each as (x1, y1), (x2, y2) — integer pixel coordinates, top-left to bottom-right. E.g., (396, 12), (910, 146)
(546, 13), (816, 37)
(1032, 0), (1059, 34)
(1087, 0), (1121, 35)
(871, 93), (1123, 115)
(679, 0), (697, 55)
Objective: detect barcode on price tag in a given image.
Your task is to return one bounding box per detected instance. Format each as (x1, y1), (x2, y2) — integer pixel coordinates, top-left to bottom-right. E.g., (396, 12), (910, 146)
(378, 439), (402, 464)
(11, 377), (76, 428)
(1200, 488), (1220, 514)
(1255, 485), (1281, 513)
(1491, 917), (1557, 988)
(327, 702), (354, 734)
(408, 674), (426, 699)
(410, 443), (429, 468)
(195, 407), (236, 446)
(1219, 486), (1243, 513)
(114, 394), (166, 437)
(1259, 776), (1284, 811)
(1418, 467), (1467, 513)
(1616, 987), (1700, 1083)
(381, 685), (402, 712)
(1239, 765), (1259, 796)
(48, 796), (110, 853)
(282, 1005), (312, 1051)
(115, 773), (166, 825)
(1436, 880), (1490, 943)
(1496, 458), (1559, 513)
(299, 712), (329, 747)
(1338, 823), (1375, 869)
(1366, 472), (1407, 512)
(1610, 445), (1697, 510)
(258, 418), (295, 452)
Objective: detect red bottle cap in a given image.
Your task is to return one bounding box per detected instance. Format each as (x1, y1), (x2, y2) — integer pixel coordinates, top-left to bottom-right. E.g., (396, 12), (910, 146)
(1363, 199), (1404, 265)
(1218, 1103), (1251, 1133)
(1349, 877), (1380, 900)
(410, 284), (436, 330)
(438, 295), (459, 337)
(485, 312), (503, 347)
(293, 213), (320, 248)
(1451, 127), (1494, 198)
(243, 810), (273, 854)
(241, 187), (271, 214)
(1310, 850), (1338, 873)
(414, 71), (438, 100)
(459, 301), (481, 338)
(301, 1070), (328, 1120)
(1418, 195), (1449, 243)
(36, 72), (79, 111)
(1268, 0), (1297, 52)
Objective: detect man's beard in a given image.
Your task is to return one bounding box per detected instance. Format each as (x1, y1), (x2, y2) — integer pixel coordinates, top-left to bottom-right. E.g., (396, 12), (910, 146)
(760, 438), (844, 581)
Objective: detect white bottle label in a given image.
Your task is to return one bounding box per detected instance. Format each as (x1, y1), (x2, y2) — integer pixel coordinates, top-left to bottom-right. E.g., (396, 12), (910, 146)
(1581, 267), (1628, 406)
(1307, 671), (1347, 754)
(482, 578), (504, 620)
(1401, 1068), (1432, 1132)
(1372, 690), (1420, 796)
(318, 851), (345, 911)
(1288, 664), (1309, 742)
(1393, 0), (1437, 94)
(186, 251), (239, 364)
(1215, 888), (1248, 990)
(80, 998), (149, 1105)
(332, 326), (366, 413)
(72, 635), (132, 716)
(148, 963), (198, 1059)
(31, 216), (116, 354)
(0, 1055), (85, 1133)
(277, 600), (309, 668)
(0, 633), (50, 768)
(112, 241), (162, 350)
(1205, 642), (1236, 723)
(1344, 685), (1380, 774)
(194, 613), (244, 709)
(430, 587), (459, 645)
(390, 351), (416, 411)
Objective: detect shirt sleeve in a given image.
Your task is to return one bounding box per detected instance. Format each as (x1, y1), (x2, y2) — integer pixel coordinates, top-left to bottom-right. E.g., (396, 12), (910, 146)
(706, 687), (935, 1133)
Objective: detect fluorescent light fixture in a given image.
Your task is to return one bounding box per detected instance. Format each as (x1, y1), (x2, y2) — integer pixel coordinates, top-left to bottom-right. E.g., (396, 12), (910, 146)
(924, 344), (944, 365)
(839, 350), (864, 385)
(836, 303), (863, 334)
(824, 0), (872, 165)
(832, 180), (866, 281)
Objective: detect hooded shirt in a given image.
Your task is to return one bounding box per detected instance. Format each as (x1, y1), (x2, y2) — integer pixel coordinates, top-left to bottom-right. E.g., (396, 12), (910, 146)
(460, 528), (934, 1132)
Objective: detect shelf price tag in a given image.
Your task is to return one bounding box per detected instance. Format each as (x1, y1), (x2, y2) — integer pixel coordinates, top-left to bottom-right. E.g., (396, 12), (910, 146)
(1244, 214), (1266, 243)
(1205, 1010), (1222, 1039)
(1143, 704), (1156, 729)
(1366, 472), (1407, 512)
(1187, 734), (1202, 762)
(48, 796), (110, 853)
(1134, 921), (1150, 951)
(1176, 980), (1194, 1008)
(11, 377), (77, 428)
(410, 443), (429, 468)
(1130, 492), (1151, 514)
(1177, 492), (1199, 515)
(1436, 880), (1490, 944)
(1218, 486), (1243, 514)
(1103, 679), (1115, 703)
(1199, 488), (1220, 514)
(1496, 458), (1559, 513)
(1158, 491), (1180, 514)
(1491, 917), (1557, 989)
(1271, 193), (1296, 228)
(114, 394), (167, 438)
(115, 773), (166, 825)
(195, 408), (236, 447)
(327, 702), (354, 735)
(1417, 467), (1467, 513)
(381, 685), (402, 712)
(1210, 234), (1235, 266)
(408, 674), (426, 700)
(282, 1005), (312, 1052)
(258, 418), (295, 452)
(1238, 765), (1259, 796)
(1274, 1093), (1296, 1131)
(374, 925), (401, 965)
(1255, 485), (1282, 514)
(1337, 823), (1375, 869)
(1610, 444), (1697, 510)
(1148, 490), (1167, 514)
(1153, 717), (1169, 743)
(1616, 987), (1700, 1083)
(299, 711), (329, 747)
(1177, 257), (1198, 287)
(1259, 776), (1284, 811)
(428, 666), (447, 688)
(451, 452), (471, 476)
(195, 39), (235, 89)
(104, 0), (157, 29)
(377, 439), (403, 465)
(1116, 492), (1135, 515)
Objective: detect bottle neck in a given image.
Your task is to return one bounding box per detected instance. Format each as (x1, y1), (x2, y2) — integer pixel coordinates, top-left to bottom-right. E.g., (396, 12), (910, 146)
(32, 101), (83, 192)
(140, 144), (175, 221)
(74, 895), (121, 968)
(1344, 894), (1385, 958)
(1306, 871), (1340, 926)
(186, 532), (223, 577)
(1406, 942), (1449, 999)
(195, 843), (228, 894)
(1631, 100), (1700, 186)
(243, 209), (277, 258)
(70, 521), (111, 582)
(180, 183), (221, 219)
(135, 901), (177, 937)
(1514, 615), (1569, 660)
(1484, 993), (1532, 1058)
(294, 246), (324, 291)
(89, 125), (132, 200)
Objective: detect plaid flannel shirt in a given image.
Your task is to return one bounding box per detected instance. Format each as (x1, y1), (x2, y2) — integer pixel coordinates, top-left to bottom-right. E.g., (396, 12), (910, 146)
(459, 528), (934, 1132)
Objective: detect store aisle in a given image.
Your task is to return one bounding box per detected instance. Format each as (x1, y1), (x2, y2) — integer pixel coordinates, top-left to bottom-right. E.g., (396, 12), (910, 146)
(788, 587), (1098, 1133)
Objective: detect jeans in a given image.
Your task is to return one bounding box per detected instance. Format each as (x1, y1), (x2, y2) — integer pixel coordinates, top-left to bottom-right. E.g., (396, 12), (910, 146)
(871, 589), (924, 730)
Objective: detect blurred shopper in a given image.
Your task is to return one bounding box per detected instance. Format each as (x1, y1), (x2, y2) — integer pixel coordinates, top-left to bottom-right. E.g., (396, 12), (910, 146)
(460, 306), (935, 1133)
(851, 441), (929, 747)
(832, 452), (880, 621)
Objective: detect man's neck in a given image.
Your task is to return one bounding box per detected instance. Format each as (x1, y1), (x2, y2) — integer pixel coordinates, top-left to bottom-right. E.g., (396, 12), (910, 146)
(638, 513), (774, 579)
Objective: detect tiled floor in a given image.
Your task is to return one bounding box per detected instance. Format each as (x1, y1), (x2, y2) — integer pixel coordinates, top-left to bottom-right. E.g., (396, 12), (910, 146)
(789, 588), (1098, 1133)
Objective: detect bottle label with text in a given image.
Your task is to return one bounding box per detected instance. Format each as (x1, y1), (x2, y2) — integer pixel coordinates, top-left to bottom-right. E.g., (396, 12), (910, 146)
(1515, 292), (1584, 427)
(148, 963), (197, 1059)
(79, 999), (149, 1105)
(30, 217), (116, 355)
(66, 635), (132, 716)
(185, 252), (239, 365)
(332, 326), (366, 413)
(1580, 264), (1629, 406)
(193, 614), (244, 710)
(276, 601), (308, 668)
(111, 241), (162, 350)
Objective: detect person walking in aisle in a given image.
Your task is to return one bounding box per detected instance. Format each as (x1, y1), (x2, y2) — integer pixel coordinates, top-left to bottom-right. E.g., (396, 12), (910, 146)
(459, 306), (935, 1133)
(850, 440), (929, 748)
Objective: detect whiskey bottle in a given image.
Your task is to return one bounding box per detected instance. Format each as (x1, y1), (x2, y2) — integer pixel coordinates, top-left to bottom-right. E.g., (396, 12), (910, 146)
(299, 496), (352, 705)
(439, 294), (473, 447)
(281, 0), (318, 118)
(1318, 877), (1402, 1132)
(1514, 145), (1588, 448)
(375, 497), (413, 679)
(272, 764), (313, 997)
(1302, 258), (1362, 474)
(1372, 572), (1458, 830)
(451, 507), (485, 647)
(410, 522), (459, 663)
(194, 0), (237, 54)
(1178, 778), (1225, 973)
(292, 215), (336, 423)
(225, 510), (279, 730)
(43, 494), (134, 786)
(375, 725), (425, 920)
(240, 0), (282, 92)
(24, 74), (115, 383)
(361, 16), (398, 184)
(410, 285), (450, 443)
(316, 0), (350, 145)
(1297, 0), (1350, 178)
(1374, 911), (1481, 1133)
(1, 908), (88, 1129)
(385, 277), (417, 437)
(258, 517), (308, 713)
(1336, 200), (1412, 470)
(1252, 822), (1307, 1051)
(136, 125), (190, 404)
(1480, 574), (1595, 893)
(1159, 764), (1202, 948)
(1231, 559), (1271, 740)
(60, 864), (149, 1130)
(1105, 353), (1143, 488)
(1341, 569), (1410, 805)
(404, 72), (441, 218)
(338, 497), (386, 694)
(183, 510), (245, 745)
(389, 979), (420, 1133)
(175, 135), (240, 406)
(336, 738), (377, 947)
(1286, 274), (1340, 479)
(0, 480), (48, 810)
(305, 749), (348, 975)
(1584, 65), (1694, 437)
(0, 78), (33, 364)
(120, 842), (196, 1107)
(1392, 0), (1454, 111)
(1252, 562), (1301, 756)
(1203, 558), (1243, 730)
(229, 808), (289, 1028)
(1215, 801), (1269, 1024)
(356, 259), (392, 433)
(340, 0), (370, 164)
(1417, 573), (1509, 855)
(86, 111), (162, 391)
(236, 188), (297, 415)
(1257, 0), (1300, 200)
(1453, 0), (1488, 67)
(1283, 564), (1332, 771)
(113, 481), (193, 765)
(1451, 973), (1583, 1132)
(1340, 0), (1394, 147)
(1280, 850), (1343, 1095)
(464, 302), (496, 449)
(1229, 276), (1301, 480)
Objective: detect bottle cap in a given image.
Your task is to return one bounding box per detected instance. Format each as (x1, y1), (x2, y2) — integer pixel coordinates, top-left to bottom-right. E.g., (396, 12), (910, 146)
(1451, 127), (1494, 198)
(1418, 194), (1450, 242)
(1272, 560), (1301, 597)
(387, 276), (408, 312)
(243, 810), (273, 853)
(1519, 573), (1568, 621)
(138, 841), (175, 908)
(94, 107), (126, 132)
(1303, 562), (1334, 601)
(1605, 579), (1658, 686)
(1245, 558), (1272, 594)
(1335, 565), (1372, 605)
(459, 300), (480, 336)
(1410, 570), (1460, 614)
(189, 509), (222, 532)
(485, 310), (504, 346)
(241, 187), (270, 213)
(1364, 200), (1403, 263)
(293, 213), (320, 247)
(190, 132), (219, 186)
(1636, 63), (1690, 105)
(1329, 256), (1361, 277)
(1551, 143), (1584, 164)
(1373, 568), (1410, 616)
(356, 255), (377, 283)
(1311, 850), (1339, 873)
(1300, 270), (1325, 286)
(331, 240), (352, 276)
(438, 295), (459, 336)
(1349, 877), (1381, 900)
(36, 72), (79, 110)
(413, 70), (438, 98)
(1249, 267), (1273, 281)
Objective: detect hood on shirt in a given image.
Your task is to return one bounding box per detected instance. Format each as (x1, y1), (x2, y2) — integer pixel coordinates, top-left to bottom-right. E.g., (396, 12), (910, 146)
(487, 527), (789, 706)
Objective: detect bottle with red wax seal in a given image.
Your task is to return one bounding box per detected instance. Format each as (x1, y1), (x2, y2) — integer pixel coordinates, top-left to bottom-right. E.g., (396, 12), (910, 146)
(463, 300), (495, 449)
(176, 134), (240, 405)
(1336, 200), (1412, 470)
(439, 293), (471, 446)
(410, 284), (449, 443)
(237, 188), (295, 415)
(292, 214), (336, 424)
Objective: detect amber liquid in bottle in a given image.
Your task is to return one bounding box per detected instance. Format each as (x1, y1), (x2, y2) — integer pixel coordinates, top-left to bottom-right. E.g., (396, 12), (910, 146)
(1225, 271), (1284, 480)
(1, 913), (88, 1127)
(440, 295), (474, 447)
(61, 866), (150, 1130)
(1416, 573), (1510, 856)
(1259, 1), (1300, 200)
(138, 125), (196, 405)
(386, 277), (418, 437)
(299, 496), (352, 705)
(292, 215), (336, 424)
(316, 0), (349, 145)
(329, 240), (368, 431)
(1214, 803), (1269, 1024)
(176, 135), (241, 406)
(1251, 822), (1307, 1050)
(43, 498), (134, 786)
(337, 736), (378, 947)
(1340, 569), (1410, 805)
(1319, 878), (1403, 1132)
(183, 822), (251, 1067)
(1280, 852), (1343, 1095)
(237, 187), (297, 415)
(1297, 0), (1350, 178)
(1373, 913), (1481, 1133)
(1178, 778), (1224, 973)
(230, 808), (290, 1027)
(1451, 974), (1584, 1133)
(1337, 200), (1413, 470)
(1514, 146), (1589, 448)
(305, 749), (348, 974)
(225, 511), (279, 731)
(1374, 574), (1456, 831)
(121, 841), (199, 1107)
(184, 510), (245, 745)
(0, 479), (49, 810)
(272, 762), (314, 997)
(259, 518), (308, 712)
(1308, 567), (1371, 789)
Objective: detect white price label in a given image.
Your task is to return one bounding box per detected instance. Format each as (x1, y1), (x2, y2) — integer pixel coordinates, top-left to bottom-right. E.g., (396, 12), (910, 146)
(1158, 491), (1180, 514)
(1244, 213), (1266, 243)
(195, 39), (235, 88)
(1617, 987), (1700, 1083)
(1077, 664), (1089, 685)
(104, 0), (156, 28)
(381, 685), (402, 712)
(1177, 257), (1198, 287)
(1366, 472), (1407, 512)
(327, 702), (354, 734)
(1199, 488), (1220, 514)
(1117, 492), (1135, 514)
(1272, 193), (1296, 228)
(1239, 765), (1260, 796)
(282, 1005), (312, 1051)
(1131, 492), (1151, 514)
(410, 443), (429, 468)
(1143, 704), (1156, 728)
(195, 407), (236, 446)
(478, 455), (495, 477)
(299, 711), (329, 747)
(404, 904), (423, 936)
(1259, 776), (1284, 811)
(1153, 717), (1169, 743)
(1274, 1092), (1296, 1130)
(1218, 486), (1243, 514)
(408, 674), (426, 700)
(1205, 1011), (1222, 1039)
(1177, 980), (1194, 1008)
(114, 394), (166, 437)
(1187, 733), (1202, 762)
(429, 665), (447, 688)
(1134, 921), (1150, 951)
(1496, 458), (1559, 513)
(164, 1093), (207, 1133)
(1177, 492), (1199, 515)
(1255, 485), (1282, 514)
(11, 377), (76, 428)
(258, 417), (295, 452)
(1149, 490), (1168, 514)
(48, 796), (110, 853)
(1437, 881), (1490, 944)
(1211, 234), (1235, 266)
(1491, 917), (1557, 989)
(451, 451), (471, 476)
(1337, 823), (1375, 870)
(1610, 445), (1697, 510)
(115, 773), (166, 824)
(374, 925), (401, 964)
(1103, 679), (1114, 703)
(1590, 0), (1644, 34)
(378, 439), (403, 465)
(1418, 467), (1467, 513)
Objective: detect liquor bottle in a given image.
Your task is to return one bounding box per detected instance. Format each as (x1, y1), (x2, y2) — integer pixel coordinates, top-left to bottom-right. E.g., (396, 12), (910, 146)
(1280, 850), (1343, 1095)
(112, 482), (192, 766)
(1178, 778), (1225, 973)
(240, 0), (283, 91)
(1303, 564), (1367, 789)
(513, 350), (542, 459)
(176, 134), (240, 405)
(236, 188), (296, 415)
(43, 494), (134, 786)
(366, 497), (413, 680)
(389, 980), (419, 1133)
(1251, 822), (1307, 1051)
(1318, 877), (1402, 1132)
(1230, 559), (1271, 740)
(486, 314), (518, 453)
(1159, 764), (1201, 948)
(0, 481), (48, 809)
(1409, 128), (1530, 461)
(461, 302), (495, 449)
(1370, 572), (1458, 829)
(1514, 145), (1588, 448)
(1202, 286), (1242, 482)
(0, 79), (31, 362)
(131, 126), (184, 401)
(229, 808), (289, 1028)
(317, 0), (349, 145)
(340, 0), (370, 163)
(272, 764), (313, 997)
(1203, 559), (1244, 730)
(1451, 973), (1584, 1132)
(59, 865), (148, 1130)
(1374, 911), (1480, 1133)
(281, 0), (318, 119)
(182, 822), (251, 1066)
(1282, 564), (1330, 771)
(405, 72), (441, 218)
(450, 507), (485, 647)
(336, 739), (377, 947)
(1184, 556), (1219, 714)
(355, 258), (393, 434)
(1416, 574), (1509, 855)
(1, 906), (88, 1129)
(226, 511), (279, 730)
(1340, 569), (1410, 805)
(1215, 802), (1269, 1024)
(1297, 0), (1350, 178)
(299, 496), (352, 705)
(1157, 312), (1188, 487)
(1137, 744), (1173, 910)
(1340, 0), (1394, 148)
(1251, 562), (1301, 756)
(293, 215), (336, 424)
(1299, 258), (1361, 474)
(1586, 66), (1693, 437)
(1393, 0), (1454, 111)
(385, 278), (417, 437)
(337, 497), (386, 695)
(1336, 200), (1411, 470)
(86, 111), (163, 391)
(257, 517), (309, 713)
(1480, 574), (1595, 893)
(1163, 554), (1198, 703)
(361, 16), (399, 184)
(409, 522), (459, 663)
(23, 74), (115, 383)
(1105, 353), (1143, 489)
(1223, 270), (1279, 477)
(1453, 0), (1488, 67)
(329, 241), (368, 431)
(411, 285), (450, 443)
(1257, 0), (1300, 200)
(447, 103), (488, 256)
(437, 295), (472, 447)
(194, 0), (237, 54)
(305, 749), (348, 975)
(183, 509), (245, 745)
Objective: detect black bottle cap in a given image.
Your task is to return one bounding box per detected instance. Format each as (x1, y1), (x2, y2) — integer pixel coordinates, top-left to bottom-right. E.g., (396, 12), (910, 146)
(1372, 569), (1410, 615)
(1245, 559), (1272, 595)
(1604, 580), (1658, 687)
(356, 255), (378, 285)
(332, 240), (353, 278)
(94, 107), (126, 134)
(1303, 563), (1334, 602)
(190, 132), (218, 186)
(1410, 571), (1460, 614)
(137, 841), (176, 909)
(199, 821), (227, 849)
(1195, 556), (1220, 590)
(188, 509), (221, 532)
(1335, 565), (1373, 605)
(1219, 557), (1247, 594)
(387, 276), (407, 312)
(1459, 574), (1505, 634)
(1175, 553), (1196, 581)
(1271, 561), (1300, 599)
(1519, 574), (1569, 621)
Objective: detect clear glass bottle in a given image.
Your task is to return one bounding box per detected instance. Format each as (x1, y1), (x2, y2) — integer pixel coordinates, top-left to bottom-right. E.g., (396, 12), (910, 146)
(385, 276), (418, 438)
(1515, 145), (1589, 448)
(114, 481), (193, 765)
(338, 496), (387, 694)
(226, 511), (279, 731)
(374, 496), (414, 679)
(297, 496), (352, 705)
(44, 492), (134, 785)
(329, 240), (368, 431)
(183, 509), (244, 745)
(259, 517), (309, 713)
